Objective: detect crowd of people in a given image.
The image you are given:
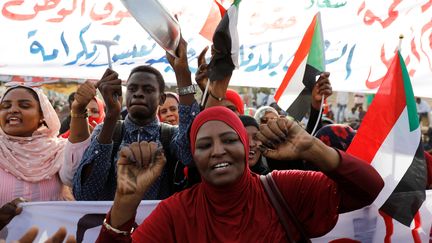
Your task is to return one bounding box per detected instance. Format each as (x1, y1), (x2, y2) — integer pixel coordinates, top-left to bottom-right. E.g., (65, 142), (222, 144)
(0, 34), (431, 243)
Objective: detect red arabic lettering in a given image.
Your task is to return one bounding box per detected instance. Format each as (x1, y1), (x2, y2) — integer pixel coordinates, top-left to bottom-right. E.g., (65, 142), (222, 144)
(359, 0), (401, 28)
(366, 43), (418, 89)
(47, 0), (77, 22)
(419, 19), (432, 70)
(34, 0), (60, 12)
(2, 0), (37, 20)
(421, 0), (432, 12)
(81, 0), (86, 16)
(102, 10), (131, 25)
(411, 212), (422, 243)
(411, 37), (420, 61)
(2, 0), (129, 25)
(357, 1), (365, 15)
(90, 2), (113, 21)
(379, 211), (393, 243)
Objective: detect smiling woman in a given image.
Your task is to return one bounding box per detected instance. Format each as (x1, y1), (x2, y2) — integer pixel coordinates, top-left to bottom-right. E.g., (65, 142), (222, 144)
(97, 106), (384, 243)
(0, 85), (78, 230)
(158, 92), (179, 125)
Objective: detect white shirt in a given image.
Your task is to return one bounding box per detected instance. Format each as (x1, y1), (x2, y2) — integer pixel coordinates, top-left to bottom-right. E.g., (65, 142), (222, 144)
(417, 100), (430, 113)
(336, 92), (349, 105)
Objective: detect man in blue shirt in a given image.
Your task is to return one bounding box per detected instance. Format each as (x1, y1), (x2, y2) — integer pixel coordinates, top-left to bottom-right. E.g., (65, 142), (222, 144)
(73, 39), (199, 200)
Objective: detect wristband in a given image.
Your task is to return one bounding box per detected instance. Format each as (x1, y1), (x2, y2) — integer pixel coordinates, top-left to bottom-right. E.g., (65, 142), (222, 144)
(176, 84), (197, 96)
(70, 111), (88, 118)
(103, 218), (135, 236)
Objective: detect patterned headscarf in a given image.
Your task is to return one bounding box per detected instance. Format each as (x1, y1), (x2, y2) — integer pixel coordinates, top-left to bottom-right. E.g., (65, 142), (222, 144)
(0, 85), (65, 182)
(315, 124), (356, 151)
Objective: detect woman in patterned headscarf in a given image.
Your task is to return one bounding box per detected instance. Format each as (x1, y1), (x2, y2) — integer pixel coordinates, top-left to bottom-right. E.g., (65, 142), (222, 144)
(0, 85), (77, 229)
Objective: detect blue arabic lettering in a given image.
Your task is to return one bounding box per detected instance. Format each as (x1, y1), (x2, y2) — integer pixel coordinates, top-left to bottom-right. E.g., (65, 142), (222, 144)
(239, 45), (255, 67)
(28, 30), (59, 61)
(65, 24), (97, 66)
(60, 32), (69, 55)
(325, 44), (348, 64)
(244, 43), (282, 72)
(345, 44), (356, 79)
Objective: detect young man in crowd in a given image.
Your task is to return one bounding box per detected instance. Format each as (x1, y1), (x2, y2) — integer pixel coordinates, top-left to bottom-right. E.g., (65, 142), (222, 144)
(72, 38), (200, 200)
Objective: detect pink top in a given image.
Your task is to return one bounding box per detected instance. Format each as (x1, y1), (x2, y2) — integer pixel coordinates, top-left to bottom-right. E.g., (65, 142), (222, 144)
(0, 137), (89, 205)
(59, 137), (91, 187)
(0, 169), (62, 204)
(0, 86), (87, 205)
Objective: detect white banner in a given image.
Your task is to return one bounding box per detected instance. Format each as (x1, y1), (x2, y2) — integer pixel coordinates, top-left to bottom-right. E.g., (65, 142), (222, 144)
(0, 201), (159, 243)
(315, 190), (432, 243)
(1, 192), (431, 242)
(1, 0), (432, 97)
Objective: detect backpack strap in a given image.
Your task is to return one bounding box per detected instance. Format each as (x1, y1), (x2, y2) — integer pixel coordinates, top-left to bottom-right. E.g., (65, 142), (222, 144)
(112, 120), (125, 157)
(158, 123), (185, 197)
(160, 122), (176, 153)
(260, 173), (311, 243)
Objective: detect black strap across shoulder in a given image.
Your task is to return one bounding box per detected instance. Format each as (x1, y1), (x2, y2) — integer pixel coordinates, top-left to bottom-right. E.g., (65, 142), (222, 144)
(260, 173), (311, 243)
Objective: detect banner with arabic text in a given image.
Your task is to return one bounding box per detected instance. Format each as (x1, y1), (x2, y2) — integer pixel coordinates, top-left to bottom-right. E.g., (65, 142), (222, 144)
(1, 0), (432, 97)
(1, 193), (431, 243)
(0, 201), (159, 243)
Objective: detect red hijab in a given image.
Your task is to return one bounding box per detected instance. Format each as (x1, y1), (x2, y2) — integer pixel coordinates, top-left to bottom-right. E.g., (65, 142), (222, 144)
(134, 106), (287, 242)
(225, 89), (244, 115)
(60, 97), (105, 138)
(88, 97), (106, 124)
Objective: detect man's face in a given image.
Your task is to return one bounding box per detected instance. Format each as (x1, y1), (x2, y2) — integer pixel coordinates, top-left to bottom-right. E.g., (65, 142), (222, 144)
(126, 72), (164, 121)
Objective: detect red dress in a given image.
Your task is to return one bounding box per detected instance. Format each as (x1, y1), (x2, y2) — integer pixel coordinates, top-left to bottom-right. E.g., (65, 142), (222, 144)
(97, 151), (383, 243)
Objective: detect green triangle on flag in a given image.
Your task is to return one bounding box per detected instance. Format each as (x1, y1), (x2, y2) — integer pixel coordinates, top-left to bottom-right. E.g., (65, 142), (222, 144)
(307, 12), (325, 73)
(398, 51), (419, 131)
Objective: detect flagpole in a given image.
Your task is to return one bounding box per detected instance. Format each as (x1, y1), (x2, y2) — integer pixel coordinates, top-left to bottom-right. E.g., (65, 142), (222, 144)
(311, 80), (325, 136)
(201, 80), (211, 107)
(311, 11), (325, 136)
(398, 34), (404, 52)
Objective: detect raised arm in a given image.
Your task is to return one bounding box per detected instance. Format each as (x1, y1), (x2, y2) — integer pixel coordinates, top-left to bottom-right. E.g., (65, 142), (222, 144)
(96, 142), (166, 242)
(195, 46), (232, 109)
(165, 36), (200, 165)
(60, 81), (97, 185)
(166, 37), (196, 106)
(257, 117), (384, 210)
(96, 69), (122, 144)
(72, 69), (122, 200)
(68, 81), (97, 143)
(257, 117), (384, 237)
(305, 72), (332, 134)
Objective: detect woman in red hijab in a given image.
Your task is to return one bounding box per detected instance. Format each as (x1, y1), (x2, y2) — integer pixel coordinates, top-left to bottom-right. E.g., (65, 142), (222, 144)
(59, 97), (105, 138)
(221, 88), (244, 115)
(97, 106), (383, 242)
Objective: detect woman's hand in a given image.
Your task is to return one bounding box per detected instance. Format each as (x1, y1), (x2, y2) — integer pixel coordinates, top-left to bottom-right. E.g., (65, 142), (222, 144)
(311, 72), (332, 110)
(71, 81), (97, 113)
(0, 227), (76, 243)
(0, 198), (26, 230)
(257, 117), (340, 171)
(256, 117), (314, 161)
(110, 142), (166, 228)
(116, 141), (166, 197)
